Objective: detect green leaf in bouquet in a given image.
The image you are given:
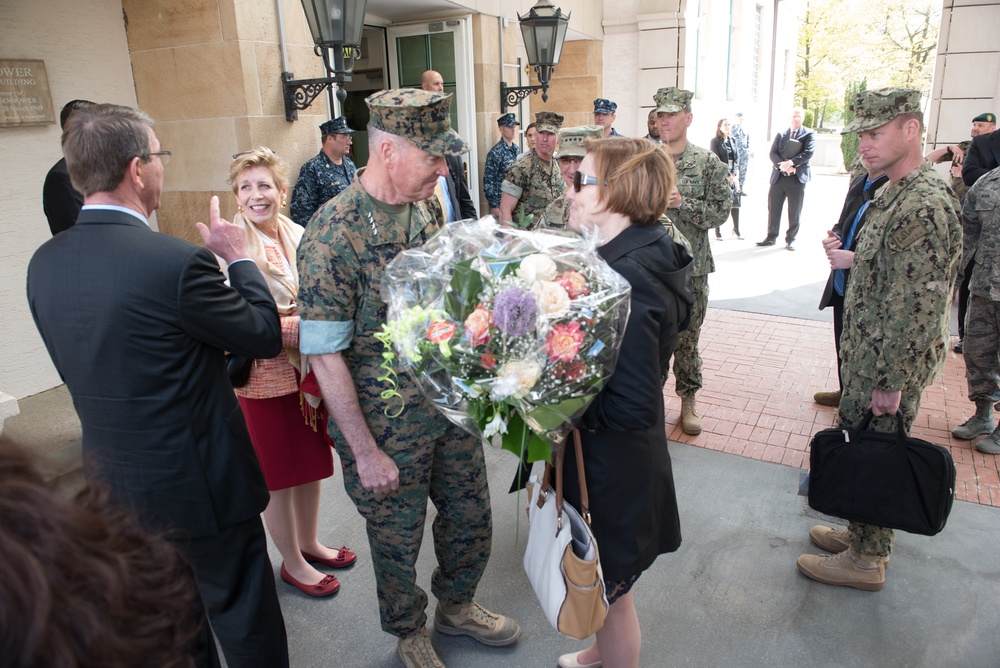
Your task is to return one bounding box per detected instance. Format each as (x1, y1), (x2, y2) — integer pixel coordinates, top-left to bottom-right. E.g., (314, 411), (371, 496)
(444, 258), (483, 323)
(525, 395), (594, 432)
(500, 412), (551, 463)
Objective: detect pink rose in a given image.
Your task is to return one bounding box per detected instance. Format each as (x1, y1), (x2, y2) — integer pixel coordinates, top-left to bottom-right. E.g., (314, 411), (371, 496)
(546, 321), (585, 363)
(556, 270), (590, 299)
(464, 305), (492, 347)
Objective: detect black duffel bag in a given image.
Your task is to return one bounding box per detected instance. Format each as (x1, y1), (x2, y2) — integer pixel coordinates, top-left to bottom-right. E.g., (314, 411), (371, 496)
(808, 410), (956, 536)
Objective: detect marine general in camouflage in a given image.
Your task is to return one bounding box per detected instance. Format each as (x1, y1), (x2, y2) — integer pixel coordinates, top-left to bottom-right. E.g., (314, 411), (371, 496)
(951, 166), (1000, 454)
(289, 116), (358, 226)
(499, 110), (565, 229)
(654, 86), (732, 436)
(296, 88), (520, 666)
(542, 125), (604, 230)
(797, 87), (962, 592)
(483, 112), (520, 219)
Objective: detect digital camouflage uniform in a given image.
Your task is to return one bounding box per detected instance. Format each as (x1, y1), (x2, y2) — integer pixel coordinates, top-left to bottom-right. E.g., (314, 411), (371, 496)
(960, 166), (1000, 405)
(932, 139), (971, 200)
(839, 160), (962, 557)
(730, 121), (750, 192)
(500, 150), (564, 229)
(666, 143), (732, 397)
(483, 139), (519, 210)
(289, 151), (358, 227)
(542, 194), (570, 230)
(296, 90), (492, 638)
(541, 124), (603, 231)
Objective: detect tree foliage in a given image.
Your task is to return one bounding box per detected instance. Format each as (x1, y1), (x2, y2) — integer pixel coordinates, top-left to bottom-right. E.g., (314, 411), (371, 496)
(795, 0), (941, 131)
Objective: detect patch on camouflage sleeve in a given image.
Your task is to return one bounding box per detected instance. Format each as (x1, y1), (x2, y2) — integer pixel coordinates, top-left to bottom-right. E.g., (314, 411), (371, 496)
(892, 219), (927, 248)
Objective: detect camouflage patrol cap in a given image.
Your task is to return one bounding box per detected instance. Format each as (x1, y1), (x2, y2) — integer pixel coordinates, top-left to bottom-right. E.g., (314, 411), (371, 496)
(534, 111), (564, 134)
(973, 112), (996, 124)
(654, 87), (693, 114)
(841, 87), (923, 134)
(365, 88), (468, 156)
(553, 125), (604, 160)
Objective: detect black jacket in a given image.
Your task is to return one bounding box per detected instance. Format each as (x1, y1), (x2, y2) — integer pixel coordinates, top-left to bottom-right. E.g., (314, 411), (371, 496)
(42, 157), (84, 235)
(445, 155), (478, 220)
(962, 130), (1000, 186)
(769, 127), (815, 185)
(564, 223), (692, 581)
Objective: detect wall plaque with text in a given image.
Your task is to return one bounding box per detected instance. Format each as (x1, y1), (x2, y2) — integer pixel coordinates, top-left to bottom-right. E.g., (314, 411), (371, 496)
(0, 59), (55, 127)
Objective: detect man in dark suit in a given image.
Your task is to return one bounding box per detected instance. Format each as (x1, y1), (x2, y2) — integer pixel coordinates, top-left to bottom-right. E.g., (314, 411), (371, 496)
(758, 107), (815, 250)
(27, 104), (289, 668)
(42, 99), (95, 235)
(445, 153), (478, 219)
(813, 164), (889, 406)
(963, 126), (1000, 187)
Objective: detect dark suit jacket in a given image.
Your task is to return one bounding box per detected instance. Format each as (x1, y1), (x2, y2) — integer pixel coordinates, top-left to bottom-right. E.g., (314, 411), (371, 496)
(769, 127), (815, 185)
(446, 154), (478, 220)
(27, 208), (282, 538)
(962, 130), (1000, 186)
(42, 157), (84, 235)
(818, 172), (889, 310)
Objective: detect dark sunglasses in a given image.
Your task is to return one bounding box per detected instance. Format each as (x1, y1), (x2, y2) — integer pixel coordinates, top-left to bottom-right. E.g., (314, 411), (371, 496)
(572, 171), (605, 192)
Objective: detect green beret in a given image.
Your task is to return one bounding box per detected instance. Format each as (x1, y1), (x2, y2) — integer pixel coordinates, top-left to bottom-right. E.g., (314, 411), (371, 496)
(973, 112), (996, 124)
(365, 88), (468, 157)
(841, 87), (922, 135)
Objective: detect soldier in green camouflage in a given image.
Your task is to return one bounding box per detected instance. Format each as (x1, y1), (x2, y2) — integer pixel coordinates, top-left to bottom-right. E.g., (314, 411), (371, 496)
(542, 124), (603, 230)
(926, 112), (996, 353)
(296, 89), (520, 668)
(798, 88), (962, 592)
(499, 111), (565, 229)
(654, 87), (732, 435)
(950, 166), (1000, 453)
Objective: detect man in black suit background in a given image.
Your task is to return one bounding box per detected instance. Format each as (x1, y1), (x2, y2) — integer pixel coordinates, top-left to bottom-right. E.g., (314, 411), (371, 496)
(42, 99), (95, 235)
(27, 104), (288, 668)
(963, 125), (1000, 187)
(758, 107), (815, 250)
(421, 69), (478, 220)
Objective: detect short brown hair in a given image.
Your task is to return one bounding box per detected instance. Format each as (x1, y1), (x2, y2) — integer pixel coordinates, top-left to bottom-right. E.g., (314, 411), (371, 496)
(228, 147), (289, 193)
(584, 137), (676, 224)
(62, 104), (154, 196)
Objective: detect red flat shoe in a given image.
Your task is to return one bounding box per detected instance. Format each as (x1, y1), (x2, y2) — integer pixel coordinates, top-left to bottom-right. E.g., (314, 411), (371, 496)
(280, 563), (340, 597)
(302, 546), (357, 569)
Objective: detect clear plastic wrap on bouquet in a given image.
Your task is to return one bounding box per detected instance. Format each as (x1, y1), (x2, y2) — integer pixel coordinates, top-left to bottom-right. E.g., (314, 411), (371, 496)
(380, 216), (631, 462)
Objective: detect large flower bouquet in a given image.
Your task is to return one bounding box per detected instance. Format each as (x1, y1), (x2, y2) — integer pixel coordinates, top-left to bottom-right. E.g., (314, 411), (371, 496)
(377, 217), (631, 463)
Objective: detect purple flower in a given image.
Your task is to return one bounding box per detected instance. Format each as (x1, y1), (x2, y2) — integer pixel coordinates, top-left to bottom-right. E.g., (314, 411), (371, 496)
(493, 286), (538, 337)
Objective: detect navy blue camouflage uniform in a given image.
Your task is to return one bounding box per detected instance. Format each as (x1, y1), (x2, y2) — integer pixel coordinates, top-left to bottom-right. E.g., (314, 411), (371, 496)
(483, 139), (519, 211)
(290, 151), (358, 226)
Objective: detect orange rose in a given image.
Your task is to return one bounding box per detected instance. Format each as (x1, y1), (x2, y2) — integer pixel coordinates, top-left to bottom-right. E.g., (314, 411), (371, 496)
(464, 305), (492, 347)
(546, 321), (585, 363)
(481, 352), (497, 370)
(427, 320), (456, 343)
(556, 270), (590, 299)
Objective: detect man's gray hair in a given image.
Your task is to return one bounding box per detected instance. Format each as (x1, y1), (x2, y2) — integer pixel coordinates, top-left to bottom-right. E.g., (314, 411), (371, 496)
(367, 125), (413, 157)
(62, 104), (155, 196)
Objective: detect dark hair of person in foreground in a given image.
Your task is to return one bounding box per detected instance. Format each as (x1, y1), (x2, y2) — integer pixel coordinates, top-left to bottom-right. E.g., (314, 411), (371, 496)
(0, 448), (202, 668)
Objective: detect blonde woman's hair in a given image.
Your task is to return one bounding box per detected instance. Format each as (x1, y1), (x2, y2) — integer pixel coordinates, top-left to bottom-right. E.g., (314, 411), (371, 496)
(228, 147), (289, 193)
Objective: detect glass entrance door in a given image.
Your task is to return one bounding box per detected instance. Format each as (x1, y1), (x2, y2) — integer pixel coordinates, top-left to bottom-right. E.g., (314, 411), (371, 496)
(387, 18), (478, 207)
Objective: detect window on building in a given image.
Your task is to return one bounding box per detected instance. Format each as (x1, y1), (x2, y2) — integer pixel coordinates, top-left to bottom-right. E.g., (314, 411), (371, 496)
(752, 5), (761, 101)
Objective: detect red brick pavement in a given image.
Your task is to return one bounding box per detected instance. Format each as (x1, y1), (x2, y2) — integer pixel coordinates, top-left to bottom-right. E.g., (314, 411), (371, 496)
(664, 308), (1000, 508)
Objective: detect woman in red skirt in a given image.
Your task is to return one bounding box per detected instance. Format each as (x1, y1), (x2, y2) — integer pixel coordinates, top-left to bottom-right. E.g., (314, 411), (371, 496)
(226, 148), (356, 597)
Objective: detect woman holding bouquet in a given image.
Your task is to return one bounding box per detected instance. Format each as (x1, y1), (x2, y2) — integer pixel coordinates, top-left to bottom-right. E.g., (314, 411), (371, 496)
(559, 137), (693, 668)
(224, 148), (355, 598)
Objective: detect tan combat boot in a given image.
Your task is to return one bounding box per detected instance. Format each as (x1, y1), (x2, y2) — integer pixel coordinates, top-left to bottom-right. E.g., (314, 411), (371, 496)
(680, 395), (702, 435)
(812, 390), (841, 407)
(397, 628), (444, 668)
(796, 546), (885, 591)
(808, 525), (889, 568)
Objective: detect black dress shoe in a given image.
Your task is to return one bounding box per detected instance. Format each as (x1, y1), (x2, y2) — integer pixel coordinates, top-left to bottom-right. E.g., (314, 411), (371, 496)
(786, 243), (795, 251)
(756, 239), (776, 246)
(954, 339), (964, 353)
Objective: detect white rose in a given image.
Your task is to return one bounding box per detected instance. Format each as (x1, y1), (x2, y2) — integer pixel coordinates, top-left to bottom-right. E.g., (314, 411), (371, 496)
(492, 359), (543, 400)
(518, 254), (558, 284)
(531, 280), (570, 316)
